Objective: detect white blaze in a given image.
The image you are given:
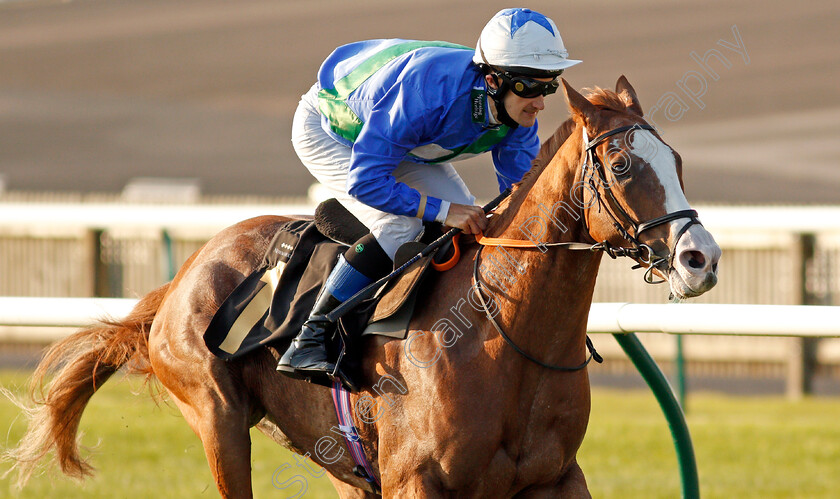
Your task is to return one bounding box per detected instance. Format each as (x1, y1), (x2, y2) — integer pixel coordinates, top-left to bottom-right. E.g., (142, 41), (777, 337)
(621, 129), (721, 296)
(628, 130), (691, 214)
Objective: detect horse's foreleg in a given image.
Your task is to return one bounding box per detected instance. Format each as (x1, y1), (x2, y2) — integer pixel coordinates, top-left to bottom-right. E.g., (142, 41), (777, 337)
(328, 475), (380, 499)
(512, 459), (591, 499)
(382, 473), (450, 498)
(553, 460), (590, 498)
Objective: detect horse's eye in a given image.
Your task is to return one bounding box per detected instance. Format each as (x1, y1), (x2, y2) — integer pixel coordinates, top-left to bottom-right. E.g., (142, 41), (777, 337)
(604, 148), (632, 178)
(610, 162), (631, 177)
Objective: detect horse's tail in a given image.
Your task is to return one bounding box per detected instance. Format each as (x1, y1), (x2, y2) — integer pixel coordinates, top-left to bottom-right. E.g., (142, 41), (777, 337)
(2, 282), (170, 488)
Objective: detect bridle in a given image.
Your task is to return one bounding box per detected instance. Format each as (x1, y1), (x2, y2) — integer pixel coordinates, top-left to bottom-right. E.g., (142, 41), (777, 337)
(471, 122), (704, 371)
(579, 123), (702, 283)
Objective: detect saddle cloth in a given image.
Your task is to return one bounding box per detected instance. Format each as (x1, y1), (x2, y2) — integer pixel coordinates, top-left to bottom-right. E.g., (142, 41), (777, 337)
(203, 215), (432, 361)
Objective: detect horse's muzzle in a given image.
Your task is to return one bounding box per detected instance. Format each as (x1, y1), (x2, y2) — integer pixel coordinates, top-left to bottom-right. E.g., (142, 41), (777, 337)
(668, 224), (721, 298)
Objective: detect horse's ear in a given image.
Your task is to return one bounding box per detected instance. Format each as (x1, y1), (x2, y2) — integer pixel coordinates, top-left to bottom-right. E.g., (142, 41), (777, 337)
(616, 75), (644, 116)
(561, 78), (596, 125)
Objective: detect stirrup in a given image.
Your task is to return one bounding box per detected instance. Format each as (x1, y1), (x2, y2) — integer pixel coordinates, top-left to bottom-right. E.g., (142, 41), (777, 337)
(291, 362), (358, 393)
(328, 346), (360, 393)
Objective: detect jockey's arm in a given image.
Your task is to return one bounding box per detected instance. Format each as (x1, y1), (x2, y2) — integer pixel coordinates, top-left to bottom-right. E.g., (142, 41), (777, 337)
(346, 81), (453, 224)
(346, 82), (535, 235)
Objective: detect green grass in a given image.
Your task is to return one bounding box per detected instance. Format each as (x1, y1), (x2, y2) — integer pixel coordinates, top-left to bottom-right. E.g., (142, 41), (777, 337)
(581, 389), (840, 499)
(0, 370), (335, 499)
(1, 369), (838, 498)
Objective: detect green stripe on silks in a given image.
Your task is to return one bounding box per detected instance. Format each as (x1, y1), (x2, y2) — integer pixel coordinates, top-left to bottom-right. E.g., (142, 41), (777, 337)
(409, 125), (511, 164)
(318, 41), (471, 143)
(318, 88), (365, 143)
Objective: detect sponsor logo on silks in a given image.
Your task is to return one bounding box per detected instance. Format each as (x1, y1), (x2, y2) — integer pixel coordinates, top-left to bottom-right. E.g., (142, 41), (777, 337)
(355, 244), (365, 253)
(471, 87), (486, 123)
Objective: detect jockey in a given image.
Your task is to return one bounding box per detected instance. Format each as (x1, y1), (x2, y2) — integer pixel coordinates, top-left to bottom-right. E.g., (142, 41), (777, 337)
(278, 8), (581, 388)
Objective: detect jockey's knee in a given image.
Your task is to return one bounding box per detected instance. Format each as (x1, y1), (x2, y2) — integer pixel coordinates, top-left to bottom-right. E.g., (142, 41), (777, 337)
(343, 233), (393, 280)
(370, 217), (423, 260)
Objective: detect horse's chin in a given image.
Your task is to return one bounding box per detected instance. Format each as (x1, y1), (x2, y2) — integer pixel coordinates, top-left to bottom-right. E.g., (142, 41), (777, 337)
(667, 268), (718, 300)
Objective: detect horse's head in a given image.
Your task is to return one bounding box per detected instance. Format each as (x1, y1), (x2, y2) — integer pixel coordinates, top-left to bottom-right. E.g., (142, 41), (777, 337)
(561, 76), (720, 299)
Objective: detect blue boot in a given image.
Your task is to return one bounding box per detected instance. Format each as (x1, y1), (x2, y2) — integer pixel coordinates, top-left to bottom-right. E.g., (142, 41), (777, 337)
(277, 255), (372, 389)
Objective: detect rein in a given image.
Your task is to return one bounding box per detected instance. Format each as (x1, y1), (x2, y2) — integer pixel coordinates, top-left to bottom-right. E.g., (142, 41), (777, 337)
(471, 123), (702, 371)
(472, 245), (603, 371)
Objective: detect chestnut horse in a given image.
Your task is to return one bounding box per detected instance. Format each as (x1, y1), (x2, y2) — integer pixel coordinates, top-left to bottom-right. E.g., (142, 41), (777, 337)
(5, 76), (720, 497)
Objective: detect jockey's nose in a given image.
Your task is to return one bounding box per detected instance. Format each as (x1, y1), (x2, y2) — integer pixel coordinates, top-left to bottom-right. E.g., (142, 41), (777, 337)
(531, 95), (546, 110)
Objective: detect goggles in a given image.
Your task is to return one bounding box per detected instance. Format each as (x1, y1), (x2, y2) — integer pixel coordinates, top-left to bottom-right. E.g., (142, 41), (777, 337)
(497, 71), (561, 98)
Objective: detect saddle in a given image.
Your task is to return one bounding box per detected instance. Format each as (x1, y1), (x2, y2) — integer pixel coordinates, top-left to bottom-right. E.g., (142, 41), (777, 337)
(203, 199), (442, 365)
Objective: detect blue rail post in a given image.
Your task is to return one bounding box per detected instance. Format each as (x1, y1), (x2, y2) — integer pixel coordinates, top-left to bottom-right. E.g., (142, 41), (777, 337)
(612, 332), (699, 499)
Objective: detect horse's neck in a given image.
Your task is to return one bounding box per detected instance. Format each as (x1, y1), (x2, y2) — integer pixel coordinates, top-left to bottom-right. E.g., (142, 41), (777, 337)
(483, 128), (602, 357)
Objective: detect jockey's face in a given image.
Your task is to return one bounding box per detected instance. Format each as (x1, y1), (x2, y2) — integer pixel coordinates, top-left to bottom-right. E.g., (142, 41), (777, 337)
(485, 74), (554, 128)
(503, 85), (548, 127)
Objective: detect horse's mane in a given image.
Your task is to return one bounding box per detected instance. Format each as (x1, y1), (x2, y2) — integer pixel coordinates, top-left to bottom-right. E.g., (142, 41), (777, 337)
(586, 86), (634, 114)
(529, 118), (576, 178)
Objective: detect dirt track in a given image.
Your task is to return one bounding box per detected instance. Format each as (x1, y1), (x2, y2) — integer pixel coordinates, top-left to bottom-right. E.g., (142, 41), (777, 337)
(1, 0), (838, 203)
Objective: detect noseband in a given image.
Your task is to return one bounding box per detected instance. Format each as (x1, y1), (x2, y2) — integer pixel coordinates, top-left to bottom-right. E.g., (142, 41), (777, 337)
(471, 122), (704, 371)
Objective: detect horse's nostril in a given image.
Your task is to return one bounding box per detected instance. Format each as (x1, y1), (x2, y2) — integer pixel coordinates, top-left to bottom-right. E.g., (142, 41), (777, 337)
(685, 251), (705, 270)
(711, 262), (718, 273)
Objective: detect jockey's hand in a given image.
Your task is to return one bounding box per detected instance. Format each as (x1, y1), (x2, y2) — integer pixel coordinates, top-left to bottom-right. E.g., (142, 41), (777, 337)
(444, 203), (487, 235)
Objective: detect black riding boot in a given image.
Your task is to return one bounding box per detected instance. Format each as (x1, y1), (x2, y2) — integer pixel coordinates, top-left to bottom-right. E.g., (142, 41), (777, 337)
(277, 254), (374, 390)
(276, 286), (343, 385)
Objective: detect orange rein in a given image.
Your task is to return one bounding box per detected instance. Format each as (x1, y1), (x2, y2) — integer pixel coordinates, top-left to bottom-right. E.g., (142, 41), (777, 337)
(430, 233), (461, 271)
(473, 232), (542, 248)
(431, 231), (540, 271)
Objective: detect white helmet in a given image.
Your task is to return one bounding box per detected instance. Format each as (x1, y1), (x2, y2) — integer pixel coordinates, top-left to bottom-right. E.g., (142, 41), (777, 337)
(473, 8), (581, 77)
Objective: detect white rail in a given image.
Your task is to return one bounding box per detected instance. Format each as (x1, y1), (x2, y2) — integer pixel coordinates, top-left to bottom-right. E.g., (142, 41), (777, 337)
(0, 202), (314, 231)
(2, 299), (840, 341)
(586, 303), (840, 337)
(0, 297), (137, 328)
